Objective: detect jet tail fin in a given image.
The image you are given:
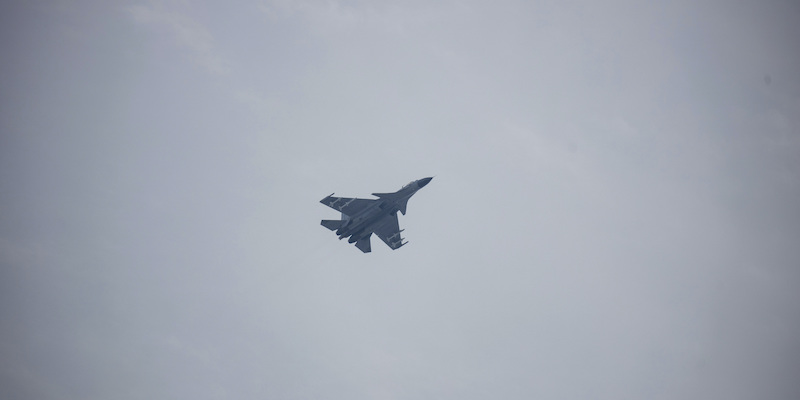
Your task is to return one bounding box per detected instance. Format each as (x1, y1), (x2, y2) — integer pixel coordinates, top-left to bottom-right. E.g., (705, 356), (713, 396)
(320, 220), (343, 231)
(355, 237), (372, 253)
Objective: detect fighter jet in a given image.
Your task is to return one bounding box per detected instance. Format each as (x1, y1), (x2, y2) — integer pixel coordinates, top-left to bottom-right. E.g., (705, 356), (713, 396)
(320, 177), (433, 253)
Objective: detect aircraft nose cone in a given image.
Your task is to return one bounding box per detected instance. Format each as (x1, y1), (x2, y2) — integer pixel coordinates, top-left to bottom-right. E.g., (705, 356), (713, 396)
(418, 177), (433, 188)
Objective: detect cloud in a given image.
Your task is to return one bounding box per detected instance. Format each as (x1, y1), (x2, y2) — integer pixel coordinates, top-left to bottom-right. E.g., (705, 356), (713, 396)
(258, 0), (449, 37)
(126, 2), (229, 75)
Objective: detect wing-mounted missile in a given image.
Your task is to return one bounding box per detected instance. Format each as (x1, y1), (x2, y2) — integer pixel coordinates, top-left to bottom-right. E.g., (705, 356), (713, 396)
(388, 235), (407, 249)
(320, 193), (335, 204)
(387, 229), (404, 240)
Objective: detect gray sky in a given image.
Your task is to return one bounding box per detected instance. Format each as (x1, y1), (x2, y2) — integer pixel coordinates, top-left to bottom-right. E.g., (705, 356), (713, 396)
(2, 1), (799, 399)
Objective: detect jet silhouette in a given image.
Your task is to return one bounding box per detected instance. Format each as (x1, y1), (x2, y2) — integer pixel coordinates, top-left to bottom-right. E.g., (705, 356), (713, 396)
(320, 177), (433, 253)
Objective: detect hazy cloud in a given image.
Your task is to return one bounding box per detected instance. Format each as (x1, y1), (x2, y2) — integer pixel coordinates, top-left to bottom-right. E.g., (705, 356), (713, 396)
(126, 1), (230, 75)
(2, 1), (799, 399)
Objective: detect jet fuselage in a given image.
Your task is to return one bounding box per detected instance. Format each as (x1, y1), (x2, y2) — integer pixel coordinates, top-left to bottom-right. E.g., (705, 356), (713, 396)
(337, 182), (421, 241)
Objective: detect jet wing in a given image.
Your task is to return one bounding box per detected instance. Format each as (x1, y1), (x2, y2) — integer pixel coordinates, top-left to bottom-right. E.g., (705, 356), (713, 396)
(374, 214), (407, 250)
(320, 194), (375, 216)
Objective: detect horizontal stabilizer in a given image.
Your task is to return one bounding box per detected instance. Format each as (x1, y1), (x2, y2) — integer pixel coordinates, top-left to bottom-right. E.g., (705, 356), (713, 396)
(320, 220), (343, 231)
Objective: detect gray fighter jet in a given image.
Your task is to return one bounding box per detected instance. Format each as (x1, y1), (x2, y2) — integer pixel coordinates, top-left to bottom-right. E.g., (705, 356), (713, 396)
(320, 177), (433, 253)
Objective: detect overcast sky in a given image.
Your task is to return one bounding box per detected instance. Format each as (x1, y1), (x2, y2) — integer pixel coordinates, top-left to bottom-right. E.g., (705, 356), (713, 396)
(1, 1), (799, 399)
